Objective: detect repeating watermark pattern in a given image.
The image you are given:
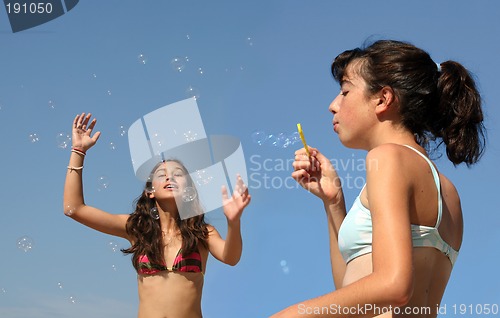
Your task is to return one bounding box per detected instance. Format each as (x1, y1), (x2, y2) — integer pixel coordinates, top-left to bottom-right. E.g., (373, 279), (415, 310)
(128, 98), (248, 220)
(3, 0), (79, 33)
(248, 154), (373, 191)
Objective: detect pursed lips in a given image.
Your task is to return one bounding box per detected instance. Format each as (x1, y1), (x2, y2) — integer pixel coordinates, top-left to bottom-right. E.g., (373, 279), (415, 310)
(333, 119), (339, 132)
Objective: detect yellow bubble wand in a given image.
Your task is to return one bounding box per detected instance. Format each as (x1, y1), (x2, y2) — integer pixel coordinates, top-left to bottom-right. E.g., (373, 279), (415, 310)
(296, 123), (310, 157)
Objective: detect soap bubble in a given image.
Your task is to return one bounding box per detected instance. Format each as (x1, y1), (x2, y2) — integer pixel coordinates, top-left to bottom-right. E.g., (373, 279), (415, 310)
(251, 130), (268, 146)
(137, 53), (147, 65)
(171, 56), (185, 72)
(185, 86), (200, 100)
(195, 169), (213, 186)
(275, 133), (292, 148)
(119, 125), (126, 137)
(246, 37), (254, 46)
(145, 184), (155, 193)
(111, 264), (117, 271)
(17, 236), (34, 252)
(280, 259), (290, 275)
(289, 132), (301, 145)
(183, 130), (198, 142)
(29, 133), (40, 143)
(48, 100), (55, 109)
(150, 207), (160, 220)
(198, 67), (204, 75)
(56, 132), (71, 149)
(186, 34), (191, 40)
(57, 282), (64, 290)
(182, 187), (197, 202)
(108, 241), (119, 253)
(107, 90), (112, 96)
(97, 175), (109, 191)
(267, 134), (278, 146)
(150, 132), (165, 156)
(109, 142), (116, 150)
(68, 296), (76, 304)
(64, 205), (76, 217)
(145, 175), (155, 193)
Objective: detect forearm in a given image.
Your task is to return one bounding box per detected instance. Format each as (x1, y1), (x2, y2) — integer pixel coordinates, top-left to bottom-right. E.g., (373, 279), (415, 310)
(222, 220), (242, 265)
(274, 272), (408, 318)
(63, 151), (86, 214)
(323, 192), (347, 289)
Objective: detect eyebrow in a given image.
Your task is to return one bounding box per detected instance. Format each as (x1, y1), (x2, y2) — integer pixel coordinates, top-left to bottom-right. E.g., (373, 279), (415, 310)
(154, 167), (184, 174)
(340, 78), (353, 86)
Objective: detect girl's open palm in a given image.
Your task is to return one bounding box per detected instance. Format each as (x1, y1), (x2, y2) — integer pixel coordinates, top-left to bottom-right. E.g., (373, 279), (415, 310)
(221, 175), (251, 222)
(72, 113), (101, 151)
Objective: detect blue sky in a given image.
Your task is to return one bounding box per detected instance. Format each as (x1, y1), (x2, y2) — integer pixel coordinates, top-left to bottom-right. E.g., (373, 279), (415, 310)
(1, 1), (499, 317)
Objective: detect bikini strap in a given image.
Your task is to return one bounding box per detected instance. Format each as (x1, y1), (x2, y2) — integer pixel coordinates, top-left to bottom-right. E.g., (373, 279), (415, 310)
(402, 145), (443, 227)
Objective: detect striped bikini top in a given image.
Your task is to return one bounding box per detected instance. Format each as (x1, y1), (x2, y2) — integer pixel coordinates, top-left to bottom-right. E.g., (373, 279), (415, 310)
(137, 248), (203, 275)
(338, 145), (459, 266)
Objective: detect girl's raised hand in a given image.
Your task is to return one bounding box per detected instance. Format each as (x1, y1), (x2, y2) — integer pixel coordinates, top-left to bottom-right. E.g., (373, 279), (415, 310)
(221, 174), (251, 223)
(72, 113), (101, 151)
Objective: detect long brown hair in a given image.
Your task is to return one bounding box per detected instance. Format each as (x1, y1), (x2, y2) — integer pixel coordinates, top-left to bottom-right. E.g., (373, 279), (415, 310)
(122, 159), (209, 271)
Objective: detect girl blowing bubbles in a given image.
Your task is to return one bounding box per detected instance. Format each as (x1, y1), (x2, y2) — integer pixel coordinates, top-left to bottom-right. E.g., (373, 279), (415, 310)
(273, 40), (485, 317)
(63, 113), (251, 318)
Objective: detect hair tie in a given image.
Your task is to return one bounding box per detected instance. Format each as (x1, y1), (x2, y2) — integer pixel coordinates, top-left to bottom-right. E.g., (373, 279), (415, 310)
(436, 62), (442, 73)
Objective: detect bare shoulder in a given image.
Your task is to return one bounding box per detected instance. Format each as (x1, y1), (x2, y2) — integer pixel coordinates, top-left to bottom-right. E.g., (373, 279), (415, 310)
(439, 174), (463, 221)
(439, 174), (460, 199)
(206, 225), (221, 237)
(366, 143), (410, 171)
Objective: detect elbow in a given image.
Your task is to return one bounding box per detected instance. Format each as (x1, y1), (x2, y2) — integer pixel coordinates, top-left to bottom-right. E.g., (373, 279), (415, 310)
(225, 257), (240, 266)
(384, 275), (414, 307)
(390, 290), (412, 308)
(62, 203), (71, 216)
(62, 203), (80, 217)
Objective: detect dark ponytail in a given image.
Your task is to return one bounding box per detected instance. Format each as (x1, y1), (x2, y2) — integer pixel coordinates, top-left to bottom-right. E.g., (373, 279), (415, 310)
(331, 40), (486, 166)
(434, 61), (486, 165)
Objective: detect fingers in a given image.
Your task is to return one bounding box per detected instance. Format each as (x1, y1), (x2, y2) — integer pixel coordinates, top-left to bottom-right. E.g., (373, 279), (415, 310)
(221, 185), (229, 201)
(92, 131), (101, 143)
(293, 152), (320, 173)
(72, 113), (101, 150)
(221, 175), (251, 204)
(74, 113), (95, 130)
(81, 113), (92, 130)
(234, 174), (248, 195)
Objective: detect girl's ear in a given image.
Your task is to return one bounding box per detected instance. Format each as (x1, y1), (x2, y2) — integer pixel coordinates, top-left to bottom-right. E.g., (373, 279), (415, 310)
(374, 86), (396, 115)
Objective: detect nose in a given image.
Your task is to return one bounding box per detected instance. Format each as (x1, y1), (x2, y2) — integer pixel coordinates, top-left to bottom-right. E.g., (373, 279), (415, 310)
(329, 95), (340, 114)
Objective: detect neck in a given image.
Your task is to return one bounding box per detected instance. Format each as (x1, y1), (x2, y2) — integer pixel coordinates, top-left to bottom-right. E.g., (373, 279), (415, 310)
(157, 202), (180, 232)
(365, 123), (418, 151)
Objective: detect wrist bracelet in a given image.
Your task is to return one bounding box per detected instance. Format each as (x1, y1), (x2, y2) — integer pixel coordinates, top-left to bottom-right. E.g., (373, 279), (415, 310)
(71, 148), (86, 156)
(67, 165), (84, 171)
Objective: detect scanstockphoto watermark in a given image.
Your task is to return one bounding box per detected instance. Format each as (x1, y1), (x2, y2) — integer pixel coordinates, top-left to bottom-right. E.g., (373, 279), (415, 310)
(297, 303), (500, 316)
(297, 303), (432, 316)
(248, 154), (376, 191)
